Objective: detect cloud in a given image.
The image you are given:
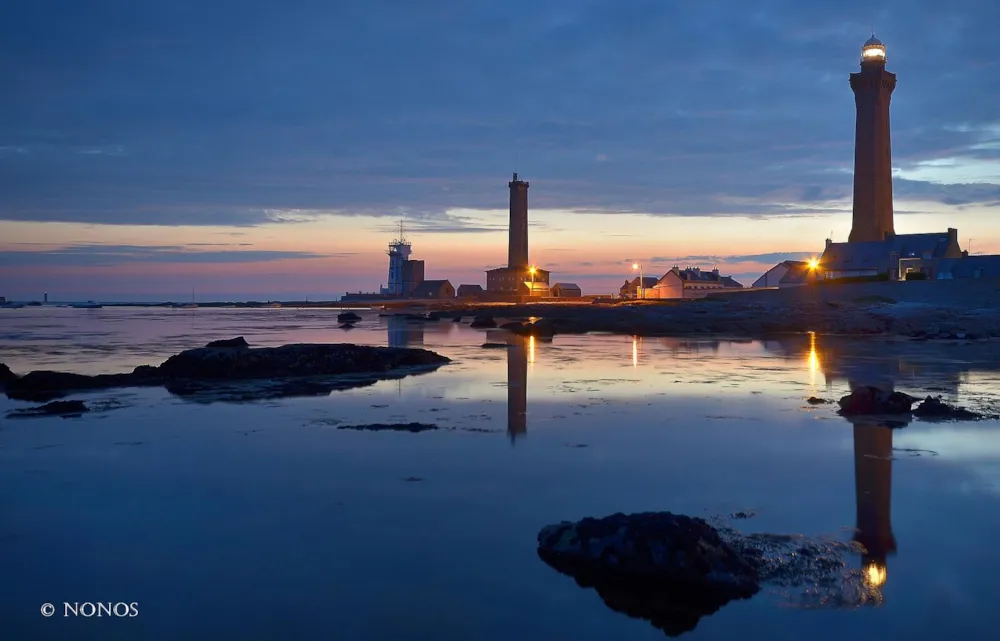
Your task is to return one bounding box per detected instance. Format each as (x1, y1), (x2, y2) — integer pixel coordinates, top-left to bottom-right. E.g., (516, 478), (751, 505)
(0, 244), (344, 267)
(0, 0), (998, 229)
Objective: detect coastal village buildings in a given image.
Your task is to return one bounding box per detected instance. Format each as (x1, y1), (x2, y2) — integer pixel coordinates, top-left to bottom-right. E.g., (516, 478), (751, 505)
(651, 267), (743, 299)
(620, 268), (743, 299)
(752, 261), (817, 289)
(410, 280), (455, 299)
(550, 283), (582, 297)
(456, 284), (484, 299)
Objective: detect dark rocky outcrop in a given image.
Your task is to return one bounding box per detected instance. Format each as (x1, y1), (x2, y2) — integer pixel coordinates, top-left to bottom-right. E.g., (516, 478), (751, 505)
(913, 395), (981, 420)
(837, 386), (919, 416)
(337, 312), (362, 323)
(337, 422), (438, 433)
(205, 336), (250, 348)
(0, 362), (17, 385)
(5, 340), (450, 402)
(537, 512), (759, 637)
(806, 397), (832, 404)
(470, 316), (497, 328)
(499, 321), (524, 331)
(7, 399), (90, 418)
(481, 342), (508, 349)
(452, 316), (463, 323)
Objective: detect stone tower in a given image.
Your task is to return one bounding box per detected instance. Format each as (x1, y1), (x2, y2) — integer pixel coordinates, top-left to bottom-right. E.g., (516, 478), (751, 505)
(849, 35), (896, 243)
(508, 172), (529, 268)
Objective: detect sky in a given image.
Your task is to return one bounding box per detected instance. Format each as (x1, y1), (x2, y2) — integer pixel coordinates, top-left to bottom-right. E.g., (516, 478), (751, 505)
(1, 0), (999, 301)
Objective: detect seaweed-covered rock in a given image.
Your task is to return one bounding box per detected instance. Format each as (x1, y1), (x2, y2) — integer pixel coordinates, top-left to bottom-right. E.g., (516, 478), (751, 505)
(913, 395), (980, 420)
(837, 386), (918, 416)
(537, 512), (759, 636)
(156, 344), (448, 379)
(337, 422), (438, 433)
(470, 316), (497, 328)
(337, 312), (362, 323)
(5, 343), (450, 402)
(205, 336), (249, 348)
(7, 399), (89, 418)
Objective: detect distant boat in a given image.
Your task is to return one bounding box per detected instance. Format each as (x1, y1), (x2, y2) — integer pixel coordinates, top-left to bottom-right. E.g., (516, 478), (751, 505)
(70, 301), (103, 309)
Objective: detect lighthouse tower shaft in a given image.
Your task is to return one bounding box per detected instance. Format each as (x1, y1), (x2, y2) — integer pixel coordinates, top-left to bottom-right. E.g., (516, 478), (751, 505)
(849, 38), (896, 243)
(508, 173), (529, 269)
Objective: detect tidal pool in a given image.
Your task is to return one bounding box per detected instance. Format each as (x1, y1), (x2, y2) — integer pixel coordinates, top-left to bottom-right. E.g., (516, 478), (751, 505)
(2, 307), (999, 640)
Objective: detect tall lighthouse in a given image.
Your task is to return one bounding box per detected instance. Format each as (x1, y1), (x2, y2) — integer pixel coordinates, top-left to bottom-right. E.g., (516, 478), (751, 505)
(848, 35), (896, 243)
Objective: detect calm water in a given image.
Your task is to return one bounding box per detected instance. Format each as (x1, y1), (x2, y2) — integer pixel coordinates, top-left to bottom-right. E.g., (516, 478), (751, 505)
(2, 307), (1000, 640)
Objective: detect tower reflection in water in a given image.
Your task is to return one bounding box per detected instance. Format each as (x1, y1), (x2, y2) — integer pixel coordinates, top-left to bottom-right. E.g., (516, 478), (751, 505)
(506, 334), (530, 444)
(800, 335), (897, 594)
(849, 396), (898, 592)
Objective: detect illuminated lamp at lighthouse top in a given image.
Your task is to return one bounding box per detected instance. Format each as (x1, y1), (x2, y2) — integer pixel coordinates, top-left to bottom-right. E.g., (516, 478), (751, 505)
(861, 35), (886, 64)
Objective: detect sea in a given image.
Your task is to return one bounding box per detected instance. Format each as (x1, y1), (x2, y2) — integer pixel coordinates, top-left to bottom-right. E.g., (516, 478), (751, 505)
(2, 306), (1000, 641)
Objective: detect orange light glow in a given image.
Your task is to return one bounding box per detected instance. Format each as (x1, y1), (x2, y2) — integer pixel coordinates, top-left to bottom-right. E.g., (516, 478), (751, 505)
(632, 263), (639, 270)
(865, 561), (887, 587)
(632, 336), (639, 367)
(808, 258), (819, 270)
(528, 335), (535, 364)
(807, 331), (820, 383)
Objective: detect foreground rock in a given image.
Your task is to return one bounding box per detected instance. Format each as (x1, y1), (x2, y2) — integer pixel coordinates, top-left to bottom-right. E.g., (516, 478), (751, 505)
(6, 399), (90, 418)
(470, 316), (497, 328)
(837, 386), (918, 416)
(336, 422), (438, 433)
(912, 395), (980, 420)
(838, 386), (984, 420)
(537, 512), (758, 636)
(4, 339), (450, 402)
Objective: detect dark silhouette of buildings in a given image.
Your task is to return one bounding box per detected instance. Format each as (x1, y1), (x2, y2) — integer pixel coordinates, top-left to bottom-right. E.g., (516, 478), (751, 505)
(849, 35), (896, 243)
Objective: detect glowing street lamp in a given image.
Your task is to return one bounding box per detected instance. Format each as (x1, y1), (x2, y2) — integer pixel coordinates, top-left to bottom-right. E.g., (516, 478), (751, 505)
(631, 262), (644, 299)
(808, 258), (819, 270)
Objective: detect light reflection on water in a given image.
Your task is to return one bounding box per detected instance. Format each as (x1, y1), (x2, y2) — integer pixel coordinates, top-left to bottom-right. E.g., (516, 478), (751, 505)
(1, 307), (1000, 639)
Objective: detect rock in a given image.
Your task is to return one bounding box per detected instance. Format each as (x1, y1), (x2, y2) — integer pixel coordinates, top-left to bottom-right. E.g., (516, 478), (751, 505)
(7, 399), (89, 418)
(337, 312), (362, 323)
(913, 396), (980, 420)
(470, 316), (497, 328)
(426, 312), (443, 321)
(806, 397), (832, 405)
(337, 422), (438, 433)
(537, 512), (759, 637)
(481, 342), (508, 349)
(339, 323), (356, 330)
(837, 386), (919, 416)
(205, 336), (250, 348)
(5, 343), (450, 402)
(452, 316), (463, 323)
(0, 362), (17, 385)
(155, 343), (448, 380)
(499, 321), (525, 331)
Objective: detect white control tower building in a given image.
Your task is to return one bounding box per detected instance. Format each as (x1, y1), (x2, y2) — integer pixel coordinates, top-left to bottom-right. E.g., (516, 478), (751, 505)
(382, 220), (412, 296)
